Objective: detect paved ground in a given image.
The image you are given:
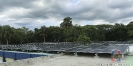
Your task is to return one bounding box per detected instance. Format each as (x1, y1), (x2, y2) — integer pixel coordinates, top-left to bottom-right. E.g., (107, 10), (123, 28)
(0, 45), (133, 66)
(0, 54), (132, 66)
(125, 51), (133, 65)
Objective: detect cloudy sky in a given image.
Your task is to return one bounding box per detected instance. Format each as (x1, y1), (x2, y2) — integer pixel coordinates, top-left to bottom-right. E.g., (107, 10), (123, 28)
(0, 0), (133, 29)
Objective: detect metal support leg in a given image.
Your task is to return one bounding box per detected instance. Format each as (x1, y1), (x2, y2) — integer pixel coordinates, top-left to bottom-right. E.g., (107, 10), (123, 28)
(128, 46), (130, 54)
(122, 54), (124, 58)
(14, 53), (17, 61)
(74, 52), (78, 56)
(2, 51), (6, 62)
(2, 57), (6, 62)
(61, 52), (64, 55)
(94, 53), (99, 58)
(57, 52), (59, 54)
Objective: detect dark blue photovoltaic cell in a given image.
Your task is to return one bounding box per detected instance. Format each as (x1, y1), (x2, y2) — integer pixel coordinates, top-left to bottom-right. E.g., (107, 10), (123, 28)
(65, 48), (84, 52)
(78, 45), (106, 53)
(64, 45), (129, 54)
(98, 45), (109, 49)
(99, 45), (119, 53)
(0, 43), (129, 54)
(89, 45), (109, 53)
(79, 48), (93, 53)
(116, 45), (129, 54)
(65, 46), (89, 52)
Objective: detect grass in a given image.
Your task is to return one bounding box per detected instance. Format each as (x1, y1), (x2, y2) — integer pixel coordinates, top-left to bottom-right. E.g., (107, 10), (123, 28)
(125, 51), (133, 65)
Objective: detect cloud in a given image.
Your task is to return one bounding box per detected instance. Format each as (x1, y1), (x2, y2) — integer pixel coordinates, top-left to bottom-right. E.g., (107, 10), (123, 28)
(107, 0), (133, 9)
(0, 0), (133, 29)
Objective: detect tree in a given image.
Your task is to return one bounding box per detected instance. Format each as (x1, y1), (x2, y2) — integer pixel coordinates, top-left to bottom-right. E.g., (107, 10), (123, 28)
(77, 34), (91, 45)
(46, 26), (62, 42)
(127, 21), (133, 40)
(39, 26), (47, 42)
(21, 26), (29, 43)
(13, 28), (23, 44)
(27, 30), (35, 43)
(82, 25), (98, 41)
(127, 21), (133, 30)
(2, 25), (13, 45)
(0, 25), (2, 44)
(60, 17), (73, 28)
(34, 28), (40, 42)
(105, 23), (128, 41)
(128, 30), (133, 40)
(95, 24), (113, 41)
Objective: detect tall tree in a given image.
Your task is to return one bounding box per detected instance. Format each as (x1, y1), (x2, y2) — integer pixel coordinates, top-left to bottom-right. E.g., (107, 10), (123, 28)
(0, 25), (2, 44)
(34, 28), (40, 42)
(105, 23), (128, 41)
(127, 21), (133, 40)
(96, 24), (113, 41)
(21, 26), (29, 43)
(2, 25), (13, 45)
(60, 17), (73, 28)
(77, 34), (91, 45)
(82, 25), (98, 41)
(127, 21), (133, 30)
(39, 26), (47, 42)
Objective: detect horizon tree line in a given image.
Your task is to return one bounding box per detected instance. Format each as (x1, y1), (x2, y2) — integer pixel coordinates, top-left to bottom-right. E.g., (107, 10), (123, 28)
(0, 17), (133, 45)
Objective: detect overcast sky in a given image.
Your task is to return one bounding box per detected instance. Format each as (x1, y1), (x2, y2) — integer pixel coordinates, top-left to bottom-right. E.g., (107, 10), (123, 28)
(0, 0), (133, 30)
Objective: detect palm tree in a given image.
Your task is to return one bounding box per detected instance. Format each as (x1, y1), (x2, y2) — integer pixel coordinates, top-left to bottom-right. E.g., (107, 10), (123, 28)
(0, 25), (2, 44)
(2, 25), (12, 45)
(40, 26), (47, 43)
(60, 17), (73, 28)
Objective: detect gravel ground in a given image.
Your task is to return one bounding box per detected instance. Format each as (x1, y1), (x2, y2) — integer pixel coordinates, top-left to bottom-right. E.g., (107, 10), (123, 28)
(0, 55), (132, 66)
(26, 55), (127, 66)
(0, 45), (133, 66)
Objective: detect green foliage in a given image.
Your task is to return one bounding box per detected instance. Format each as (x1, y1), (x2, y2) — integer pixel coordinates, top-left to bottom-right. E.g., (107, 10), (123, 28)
(1, 17), (133, 44)
(77, 34), (91, 45)
(105, 23), (128, 41)
(60, 17), (73, 28)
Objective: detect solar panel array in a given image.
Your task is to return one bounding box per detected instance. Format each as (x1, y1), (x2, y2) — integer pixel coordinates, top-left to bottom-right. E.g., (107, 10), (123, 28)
(0, 42), (130, 54)
(65, 45), (129, 54)
(0, 42), (79, 52)
(91, 41), (133, 45)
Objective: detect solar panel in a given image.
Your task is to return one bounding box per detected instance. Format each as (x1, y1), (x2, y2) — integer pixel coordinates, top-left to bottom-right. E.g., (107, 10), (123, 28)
(116, 45), (129, 54)
(99, 45), (119, 53)
(0, 42), (129, 55)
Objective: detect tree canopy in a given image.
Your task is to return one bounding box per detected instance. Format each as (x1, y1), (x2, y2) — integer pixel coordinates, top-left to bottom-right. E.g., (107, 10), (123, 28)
(0, 17), (133, 45)
(60, 17), (73, 28)
(77, 34), (91, 45)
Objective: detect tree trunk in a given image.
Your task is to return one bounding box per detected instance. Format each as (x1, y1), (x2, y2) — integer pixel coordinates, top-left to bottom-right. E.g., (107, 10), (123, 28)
(58, 39), (60, 42)
(7, 40), (8, 45)
(0, 39), (2, 44)
(44, 36), (45, 43)
(21, 41), (22, 44)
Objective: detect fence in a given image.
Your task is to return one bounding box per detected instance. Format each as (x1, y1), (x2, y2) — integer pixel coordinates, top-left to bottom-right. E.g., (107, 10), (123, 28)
(0, 50), (47, 62)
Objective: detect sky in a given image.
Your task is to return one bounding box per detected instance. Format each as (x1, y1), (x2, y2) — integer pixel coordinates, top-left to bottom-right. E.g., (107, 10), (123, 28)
(0, 0), (133, 30)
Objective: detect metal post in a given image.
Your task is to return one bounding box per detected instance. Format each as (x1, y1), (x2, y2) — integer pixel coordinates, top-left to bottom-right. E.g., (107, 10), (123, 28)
(2, 57), (6, 62)
(57, 52), (59, 54)
(128, 46), (130, 54)
(14, 53), (17, 61)
(2, 52), (6, 62)
(61, 52), (64, 55)
(94, 53), (99, 58)
(122, 54), (124, 58)
(74, 52), (78, 56)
